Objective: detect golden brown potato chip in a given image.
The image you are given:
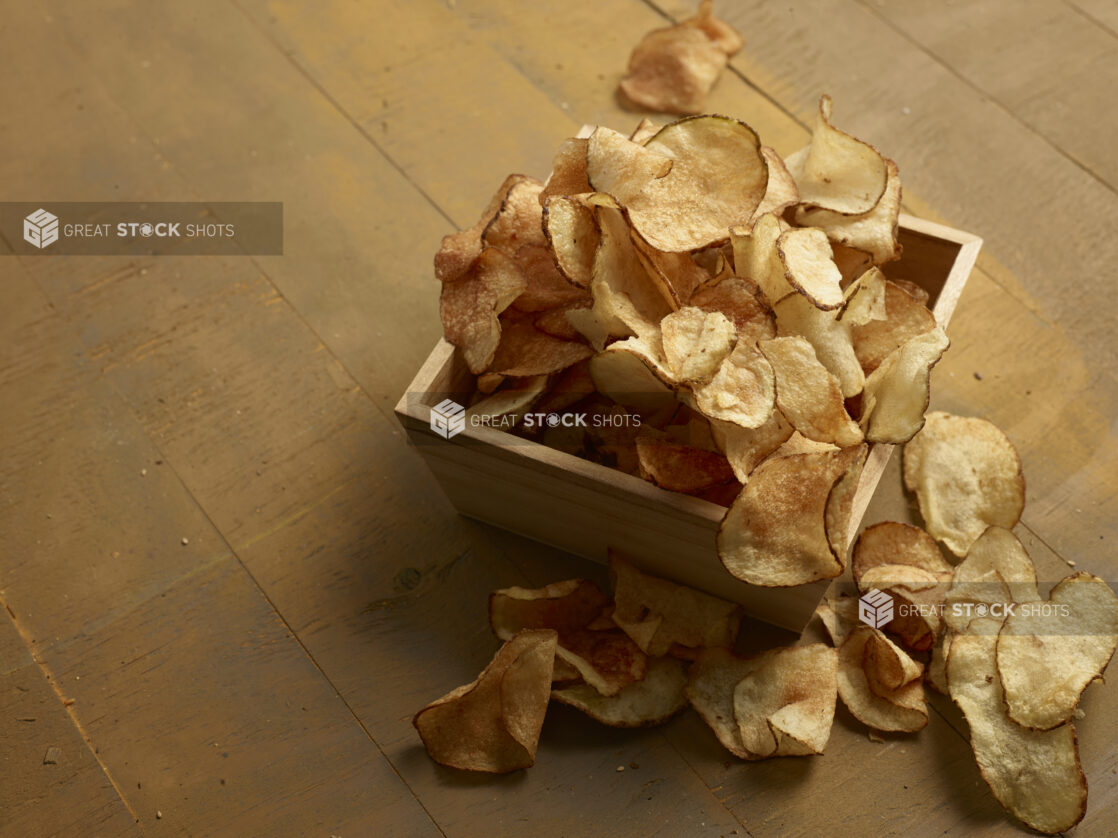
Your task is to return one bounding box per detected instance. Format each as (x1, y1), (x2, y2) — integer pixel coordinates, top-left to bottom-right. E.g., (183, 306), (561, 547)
(708, 410), (793, 484)
(631, 236), (710, 304)
(839, 267), (888, 327)
(718, 445), (866, 586)
(482, 178), (547, 256)
(774, 292), (864, 398)
(489, 321), (593, 377)
(891, 278), (930, 307)
(838, 625), (927, 732)
(831, 243), (874, 286)
(542, 195), (599, 288)
(490, 580), (647, 697)
(945, 527), (1041, 634)
(785, 95), (888, 216)
(751, 146), (800, 224)
(509, 244), (589, 312)
(589, 335), (678, 415)
(732, 644), (838, 758)
(539, 138), (591, 206)
(413, 629), (558, 773)
(686, 647), (777, 758)
(435, 174), (532, 284)
(586, 127), (674, 198)
(551, 656), (688, 727)
(816, 594), (861, 647)
(731, 213), (793, 306)
(852, 522), (954, 650)
(531, 358), (595, 416)
(441, 247), (528, 373)
(926, 632), (952, 695)
(768, 430), (838, 459)
(689, 276), (777, 344)
(534, 301), (593, 342)
(852, 279), (936, 373)
(686, 0), (744, 55)
(629, 117), (660, 145)
(997, 572), (1118, 731)
(467, 375), (549, 424)
(860, 326), (949, 444)
(660, 307), (737, 383)
(759, 336), (863, 447)
(776, 227), (845, 310)
(948, 625), (1087, 835)
(794, 159), (902, 265)
(619, 25), (729, 116)
(623, 116), (768, 252)
(636, 434), (735, 494)
(610, 553), (743, 657)
(903, 413), (1026, 556)
(476, 372), (504, 395)
(692, 338), (777, 429)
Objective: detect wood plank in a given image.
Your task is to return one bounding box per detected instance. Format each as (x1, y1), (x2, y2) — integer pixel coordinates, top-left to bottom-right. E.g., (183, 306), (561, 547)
(864, 0), (1118, 189)
(0, 616), (143, 838)
(1067, 0), (1118, 36)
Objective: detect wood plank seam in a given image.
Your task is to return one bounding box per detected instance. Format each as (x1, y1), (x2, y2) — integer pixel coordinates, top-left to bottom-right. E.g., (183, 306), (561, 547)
(1067, 1), (1118, 40)
(0, 598), (147, 834)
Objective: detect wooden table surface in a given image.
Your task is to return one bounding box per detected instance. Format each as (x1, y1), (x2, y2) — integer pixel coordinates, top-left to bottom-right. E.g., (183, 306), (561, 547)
(2, 1), (1116, 836)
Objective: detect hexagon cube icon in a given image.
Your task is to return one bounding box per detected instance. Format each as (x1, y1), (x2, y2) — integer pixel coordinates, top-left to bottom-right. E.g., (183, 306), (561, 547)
(858, 588), (894, 628)
(24, 208), (59, 249)
(430, 398), (466, 440)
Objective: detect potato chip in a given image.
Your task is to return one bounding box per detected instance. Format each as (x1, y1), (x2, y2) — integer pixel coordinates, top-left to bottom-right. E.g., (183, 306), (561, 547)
(860, 326), (949, 444)
(531, 358), (595, 416)
(551, 656), (689, 727)
(467, 374), (549, 423)
(947, 626), (1087, 835)
(534, 300), (592, 342)
(488, 321), (593, 377)
(542, 195), (598, 288)
(440, 247), (528, 373)
(629, 117), (660, 145)
(539, 138), (590, 206)
(509, 244), (589, 312)
(476, 372), (504, 395)
(838, 625), (927, 732)
(776, 227), (845, 310)
(816, 593), (860, 646)
(413, 629), (558, 773)
(785, 95), (888, 216)
(610, 553), (743, 657)
(774, 292), (864, 398)
(490, 579), (647, 697)
(830, 243), (874, 286)
(718, 445), (867, 586)
(794, 159), (902, 265)
(852, 521), (953, 650)
(660, 307), (736, 383)
(751, 146), (800, 224)
(636, 434), (735, 493)
(689, 276), (777, 344)
(708, 410), (793, 484)
(589, 337), (677, 415)
(586, 127), (674, 199)
(619, 25), (729, 116)
(852, 279), (936, 373)
(945, 527), (1041, 633)
(839, 267), (887, 327)
(759, 336), (863, 447)
(686, 647), (777, 758)
(626, 116), (768, 252)
(997, 572), (1118, 731)
(925, 632), (951, 695)
(731, 213), (794, 306)
(903, 413), (1026, 556)
(632, 236), (710, 304)
(692, 338), (776, 429)
(768, 430), (838, 459)
(686, 0), (743, 55)
(732, 644), (838, 758)
(891, 278), (930, 307)
(435, 174), (532, 284)
(482, 178), (547, 255)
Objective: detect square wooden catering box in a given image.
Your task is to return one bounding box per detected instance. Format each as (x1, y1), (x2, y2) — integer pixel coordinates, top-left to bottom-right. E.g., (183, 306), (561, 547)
(395, 215), (981, 632)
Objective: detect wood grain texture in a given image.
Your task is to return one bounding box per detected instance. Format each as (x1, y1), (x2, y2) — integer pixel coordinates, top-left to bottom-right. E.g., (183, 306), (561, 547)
(2, 0), (1116, 835)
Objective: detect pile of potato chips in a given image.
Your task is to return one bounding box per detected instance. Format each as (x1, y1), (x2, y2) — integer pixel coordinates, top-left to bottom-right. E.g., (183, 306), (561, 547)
(415, 413), (1118, 834)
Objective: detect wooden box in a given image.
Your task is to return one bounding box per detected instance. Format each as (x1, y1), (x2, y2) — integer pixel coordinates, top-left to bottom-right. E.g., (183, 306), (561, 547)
(395, 214), (980, 631)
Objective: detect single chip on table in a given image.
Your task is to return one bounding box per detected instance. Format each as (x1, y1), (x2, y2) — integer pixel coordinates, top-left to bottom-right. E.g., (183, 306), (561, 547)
(837, 625), (927, 732)
(490, 579), (647, 697)
(903, 412), (1026, 557)
(947, 623), (1087, 835)
(732, 644), (838, 758)
(860, 326), (949, 444)
(997, 572), (1118, 731)
(440, 247), (528, 374)
(610, 552), (743, 658)
(944, 526), (1040, 634)
(413, 629), (558, 773)
(686, 647), (777, 758)
(551, 656), (689, 727)
(785, 95), (888, 216)
(759, 336), (863, 447)
(718, 444), (867, 586)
